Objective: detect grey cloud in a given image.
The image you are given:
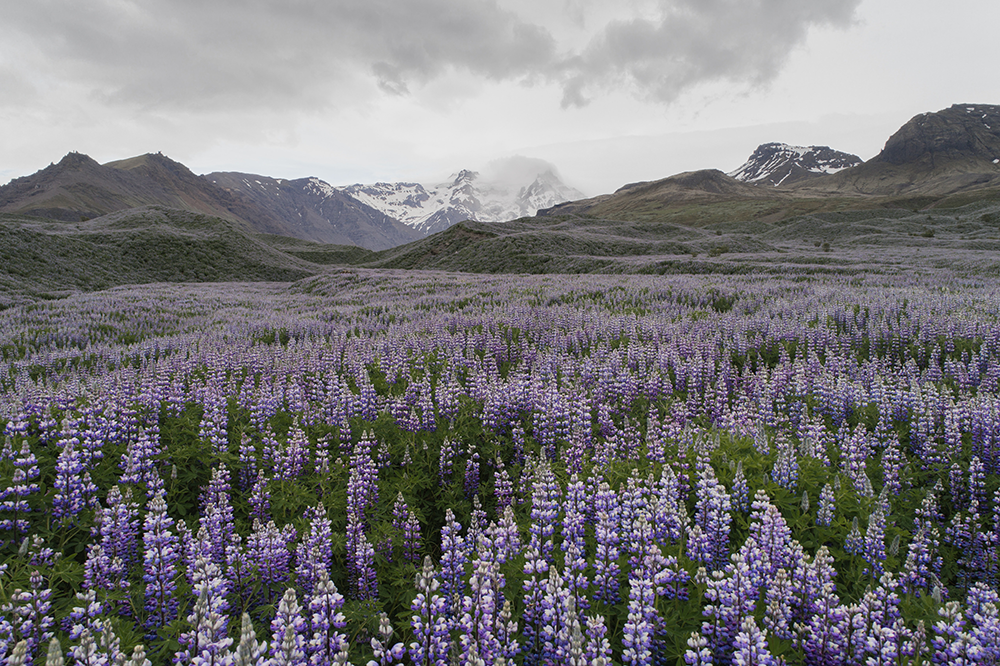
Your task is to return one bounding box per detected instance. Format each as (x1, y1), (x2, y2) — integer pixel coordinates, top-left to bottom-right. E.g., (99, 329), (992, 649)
(1, 0), (860, 113)
(557, 0), (862, 106)
(481, 155), (564, 186)
(2, 0), (554, 111)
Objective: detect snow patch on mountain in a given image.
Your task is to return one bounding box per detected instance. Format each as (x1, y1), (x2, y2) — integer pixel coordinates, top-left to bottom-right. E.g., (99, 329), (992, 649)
(339, 157), (584, 236)
(729, 143), (862, 187)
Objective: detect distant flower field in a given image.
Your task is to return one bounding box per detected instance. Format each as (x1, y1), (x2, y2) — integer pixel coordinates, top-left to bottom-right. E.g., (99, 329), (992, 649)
(0, 269), (998, 665)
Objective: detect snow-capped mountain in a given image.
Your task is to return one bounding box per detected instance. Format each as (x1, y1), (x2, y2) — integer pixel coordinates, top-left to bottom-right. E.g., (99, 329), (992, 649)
(340, 162), (585, 236)
(729, 143), (862, 187)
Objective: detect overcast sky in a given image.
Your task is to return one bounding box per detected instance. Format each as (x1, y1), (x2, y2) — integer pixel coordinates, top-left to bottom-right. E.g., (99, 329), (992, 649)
(2, 0), (998, 196)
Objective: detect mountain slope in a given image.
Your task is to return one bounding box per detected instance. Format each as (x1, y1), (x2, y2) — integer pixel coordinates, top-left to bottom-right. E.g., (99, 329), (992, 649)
(729, 143), (862, 186)
(537, 169), (812, 225)
(205, 172), (421, 251)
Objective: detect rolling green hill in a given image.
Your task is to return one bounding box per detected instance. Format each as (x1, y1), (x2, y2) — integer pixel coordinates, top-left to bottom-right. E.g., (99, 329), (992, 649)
(0, 206), (359, 306)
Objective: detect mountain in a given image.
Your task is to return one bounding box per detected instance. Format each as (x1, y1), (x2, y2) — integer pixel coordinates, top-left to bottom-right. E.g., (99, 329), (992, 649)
(0, 152), (297, 236)
(728, 143), (862, 187)
(340, 164), (585, 236)
(874, 104), (1000, 167)
(799, 104), (1000, 198)
(205, 172), (421, 251)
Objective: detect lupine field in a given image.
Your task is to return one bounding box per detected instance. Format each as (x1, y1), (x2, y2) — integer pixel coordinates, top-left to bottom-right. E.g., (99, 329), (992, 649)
(1, 268), (999, 665)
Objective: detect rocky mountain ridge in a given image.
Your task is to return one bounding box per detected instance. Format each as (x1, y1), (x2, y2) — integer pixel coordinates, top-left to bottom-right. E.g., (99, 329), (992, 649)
(205, 172), (420, 250)
(728, 143), (862, 187)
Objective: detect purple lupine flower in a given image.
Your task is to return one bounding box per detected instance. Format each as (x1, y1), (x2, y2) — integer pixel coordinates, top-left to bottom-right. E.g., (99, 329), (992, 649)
(520, 543), (549, 662)
(249, 470), (271, 523)
(701, 548), (757, 662)
(439, 509), (468, 619)
(247, 519), (296, 606)
(52, 436), (97, 527)
(295, 503), (333, 596)
(409, 557), (450, 666)
(493, 457), (514, 513)
(684, 633), (713, 665)
(64, 589), (103, 641)
(175, 555), (233, 666)
(439, 437), (456, 486)
(816, 482), (835, 527)
(540, 567), (578, 666)
(84, 486), (138, 617)
(687, 460), (732, 571)
(402, 507), (423, 564)
(731, 616), (777, 666)
(932, 601), (982, 664)
(306, 569), (348, 665)
(269, 588), (308, 666)
(391, 493), (408, 531)
(844, 517), (864, 556)
(799, 581), (848, 666)
(593, 482), (621, 604)
(651, 465), (688, 545)
(367, 613), (406, 666)
(463, 449), (481, 499)
(621, 560), (657, 666)
(69, 622), (126, 666)
(865, 622), (900, 666)
(0, 441), (41, 547)
(199, 465), (235, 570)
(731, 461), (749, 514)
(354, 531), (378, 602)
(458, 552), (506, 665)
(275, 420), (310, 481)
(0, 603), (14, 664)
(965, 583), (1000, 664)
(584, 613), (612, 664)
(226, 531), (254, 604)
(771, 433), (798, 491)
(6, 570), (55, 664)
(347, 441), (379, 522)
(142, 492), (181, 635)
(528, 459), (561, 563)
(494, 506), (522, 565)
(881, 436), (904, 498)
(763, 568), (794, 642)
(862, 503), (888, 577)
(746, 492), (794, 585)
(561, 474), (590, 610)
(237, 433), (258, 491)
(620, 472), (650, 556)
(511, 423), (527, 468)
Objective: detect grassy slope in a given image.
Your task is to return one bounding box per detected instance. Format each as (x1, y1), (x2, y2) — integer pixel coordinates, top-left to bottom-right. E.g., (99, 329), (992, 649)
(357, 200), (1000, 276)
(0, 206), (349, 305)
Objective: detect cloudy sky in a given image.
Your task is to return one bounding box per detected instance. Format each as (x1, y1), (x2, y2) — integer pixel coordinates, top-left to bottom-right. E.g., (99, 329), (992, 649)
(2, 0), (998, 195)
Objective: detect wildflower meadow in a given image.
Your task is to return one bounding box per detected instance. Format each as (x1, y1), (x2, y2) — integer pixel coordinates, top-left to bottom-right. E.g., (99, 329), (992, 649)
(1, 268), (998, 665)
